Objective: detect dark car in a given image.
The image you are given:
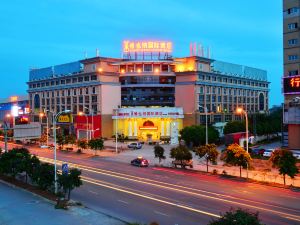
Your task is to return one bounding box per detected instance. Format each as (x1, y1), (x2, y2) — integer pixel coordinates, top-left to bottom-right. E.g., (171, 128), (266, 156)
(130, 157), (149, 167)
(250, 148), (265, 156)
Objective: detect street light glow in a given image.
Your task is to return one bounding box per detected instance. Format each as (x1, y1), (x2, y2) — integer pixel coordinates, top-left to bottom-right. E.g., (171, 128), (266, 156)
(236, 107), (244, 114)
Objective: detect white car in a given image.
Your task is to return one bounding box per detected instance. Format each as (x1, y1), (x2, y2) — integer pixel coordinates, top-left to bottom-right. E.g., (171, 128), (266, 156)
(293, 153), (300, 160)
(263, 149), (275, 157)
(40, 145), (49, 149)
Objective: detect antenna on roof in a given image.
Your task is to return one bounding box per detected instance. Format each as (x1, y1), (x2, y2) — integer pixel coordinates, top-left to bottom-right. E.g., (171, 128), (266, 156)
(84, 51), (87, 59)
(207, 47), (210, 59)
(193, 42), (197, 56)
(198, 43), (202, 57)
(96, 48), (99, 57)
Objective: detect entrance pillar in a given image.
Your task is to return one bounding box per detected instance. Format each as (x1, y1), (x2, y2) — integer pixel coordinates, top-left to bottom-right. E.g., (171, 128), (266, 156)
(166, 121), (170, 136)
(128, 120), (132, 137)
(134, 120), (138, 137)
(161, 120), (165, 136)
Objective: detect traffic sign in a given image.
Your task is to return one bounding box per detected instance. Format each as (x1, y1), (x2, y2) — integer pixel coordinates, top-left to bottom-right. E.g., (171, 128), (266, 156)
(62, 163), (69, 175)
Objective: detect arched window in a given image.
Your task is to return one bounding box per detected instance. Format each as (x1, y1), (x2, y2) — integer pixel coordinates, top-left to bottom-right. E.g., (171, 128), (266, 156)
(143, 120), (154, 127)
(259, 93), (264, 111)
(34, 94), (40, 110)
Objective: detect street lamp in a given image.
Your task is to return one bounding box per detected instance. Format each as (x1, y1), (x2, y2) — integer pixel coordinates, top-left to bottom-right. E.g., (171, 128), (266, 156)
(78, 111), (88, 140)
(39, 112), (49, 147)
(84, 106), (94, 140)
(236, 107), (248, 179)
(198, 105), (208, 145)
(53, 109), (71, 194)
(115, 108), (118, 154)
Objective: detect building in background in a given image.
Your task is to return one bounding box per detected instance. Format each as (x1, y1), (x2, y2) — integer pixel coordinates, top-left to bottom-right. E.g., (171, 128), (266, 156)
(27, 40), (269, 142)
(283, 0), (300, 150)
(0, 95), (29, 126)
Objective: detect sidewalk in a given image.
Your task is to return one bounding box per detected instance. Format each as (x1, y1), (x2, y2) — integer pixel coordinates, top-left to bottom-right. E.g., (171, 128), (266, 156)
(0, 181), (125, 225)
(99, 141), (300, 187)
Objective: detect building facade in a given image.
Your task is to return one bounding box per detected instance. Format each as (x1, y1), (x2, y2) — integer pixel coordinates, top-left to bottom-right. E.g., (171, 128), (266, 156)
(27, 40), (269, 142)
(0, 95), (29, 125)
(283, 0), (300, 150)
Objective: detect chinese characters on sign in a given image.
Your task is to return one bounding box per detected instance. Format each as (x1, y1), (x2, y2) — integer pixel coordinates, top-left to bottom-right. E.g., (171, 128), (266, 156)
(123, 40), (172, 53)
(290, 77), (300, 88)
(283, 75), (300, 94)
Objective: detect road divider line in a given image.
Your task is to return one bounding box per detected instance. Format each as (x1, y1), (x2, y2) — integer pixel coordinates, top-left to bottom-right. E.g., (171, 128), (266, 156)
(38, 156), (300, 220)
(81, 176), (220, 218)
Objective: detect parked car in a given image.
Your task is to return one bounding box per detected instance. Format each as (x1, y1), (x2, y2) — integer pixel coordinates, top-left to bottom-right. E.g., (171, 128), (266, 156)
(263, 149), (275, 157)
(250, 148), (265, 156)
(293, 153), (300, 160)
(131, 156), (149, 167)
(172, 160), (193, 169)
(127, 142), (142, 149)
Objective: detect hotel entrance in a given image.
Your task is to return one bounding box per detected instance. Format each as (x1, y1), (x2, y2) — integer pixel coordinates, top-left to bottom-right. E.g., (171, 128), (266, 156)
(112, 107), (184, 144)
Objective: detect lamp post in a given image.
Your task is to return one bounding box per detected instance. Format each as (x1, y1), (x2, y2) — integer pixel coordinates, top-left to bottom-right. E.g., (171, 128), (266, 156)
(39, 112), (49, 147)
(236, 107), (248, 179)
(4, 114), (11, 153)
(84, 106), (94, 139)
(115, 108), (118, 154)
(53, 109), (71, 194)
(78, 112), (88, 141)
(198, 105), (208, 145)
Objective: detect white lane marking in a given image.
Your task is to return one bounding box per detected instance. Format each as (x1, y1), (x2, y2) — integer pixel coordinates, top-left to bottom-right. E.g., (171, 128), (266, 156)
(117, 199), (129, 204)
(154, 210), (169, 217)
(283, 216), (300, 222)
(88, 190), (98, 195)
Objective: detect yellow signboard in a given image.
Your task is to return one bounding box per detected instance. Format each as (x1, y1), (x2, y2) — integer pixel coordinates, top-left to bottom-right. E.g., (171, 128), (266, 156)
(57, 114), (72, 123)
(123, 40), (172, 53)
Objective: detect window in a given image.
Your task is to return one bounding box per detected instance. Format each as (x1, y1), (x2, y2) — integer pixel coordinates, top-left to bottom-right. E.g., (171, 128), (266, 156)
(288, 39), (298, 46)
(91, 75), (97, 81)
(288, 23), (298, 30)
(60, 80), (65, 84)
(85, 88), (89, 94)
(289, 70), (298, 76)
(199, 86), (204, 94)
(199, 95), (204, 102)
(78, 77), (83, 82)
(73, 89), (77, 95)
(288, 7), (298, 14)
(66, 79), (71, 84)
(72, 78), (78, 83)
(84, 76), (89, 81)
(92, 87), (96, 94)
(144, 64), (152, 72)
(288, 55), (298, 61)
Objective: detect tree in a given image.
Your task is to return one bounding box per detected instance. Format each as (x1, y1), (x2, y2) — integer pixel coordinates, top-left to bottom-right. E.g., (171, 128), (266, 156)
(88, 138), (104, 155)
(195, 144), (219, 172)
(65, 134), (76, 146)
(58, 168), (82, 200)
(208, 208), (263, 225)
(32, 163), (55, 191)
(180, 125), (219, 147)
(39, 133), (47, 145)
(56, 133), (65, 149)
(224, 121), (245, 135)
(77, 139), (88, 151)
(269, 149), (299, 186)
(170, 145), (192, 168)
(154, 145), (166, 164)
(221, 143), (251, 177)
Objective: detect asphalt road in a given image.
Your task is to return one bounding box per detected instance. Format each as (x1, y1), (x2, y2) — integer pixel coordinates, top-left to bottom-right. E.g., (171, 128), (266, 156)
(1, 142), (300, 225)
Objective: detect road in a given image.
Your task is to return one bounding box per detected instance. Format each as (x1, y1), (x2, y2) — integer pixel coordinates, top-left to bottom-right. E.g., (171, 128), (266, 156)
(1, 142), (300, 225)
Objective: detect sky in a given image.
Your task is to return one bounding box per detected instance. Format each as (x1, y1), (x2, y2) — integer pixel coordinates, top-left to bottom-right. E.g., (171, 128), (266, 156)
(0, 0), (282, 106)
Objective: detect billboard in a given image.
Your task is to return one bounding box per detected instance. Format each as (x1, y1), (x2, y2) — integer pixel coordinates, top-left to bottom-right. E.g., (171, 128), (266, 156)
(57, 114), (73, 123)
(14, 122), (41, 140)
(283, 75), (300, 94)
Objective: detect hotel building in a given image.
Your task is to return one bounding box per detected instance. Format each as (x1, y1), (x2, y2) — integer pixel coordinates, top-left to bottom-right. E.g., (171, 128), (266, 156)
(283, 0), (300, 150)
(27, 40), (269, 144)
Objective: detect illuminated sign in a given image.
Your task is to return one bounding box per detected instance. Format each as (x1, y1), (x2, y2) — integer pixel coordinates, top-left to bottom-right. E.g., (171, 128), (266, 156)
(113, 107), (183, 119)
(123, 40), (172, 53)
(57, 114), (72, 123)
(10, 96), (18, 102)
(283, 75), (300, 94)
(11, 105), (19, 117)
